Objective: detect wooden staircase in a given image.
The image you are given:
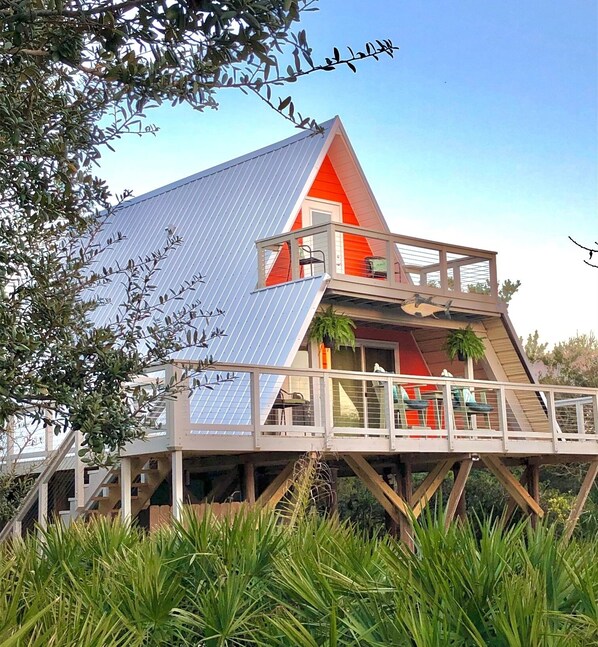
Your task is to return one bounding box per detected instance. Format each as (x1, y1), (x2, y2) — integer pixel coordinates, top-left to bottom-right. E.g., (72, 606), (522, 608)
(60, 456), (171, 524)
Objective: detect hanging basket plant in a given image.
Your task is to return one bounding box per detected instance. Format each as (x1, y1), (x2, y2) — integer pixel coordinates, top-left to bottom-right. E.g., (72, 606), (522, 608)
(308, 305), (356, 351)
(444, 326), (486, 362)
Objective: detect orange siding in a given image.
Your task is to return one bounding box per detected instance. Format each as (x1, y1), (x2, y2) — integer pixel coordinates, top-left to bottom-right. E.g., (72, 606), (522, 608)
(308, 156), (373, 276)
(355, 328), (438, 427)
(266, 155), (373, 285)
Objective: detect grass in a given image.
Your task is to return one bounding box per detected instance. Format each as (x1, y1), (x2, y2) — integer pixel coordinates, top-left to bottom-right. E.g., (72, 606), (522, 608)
(1, 510), (597, 646)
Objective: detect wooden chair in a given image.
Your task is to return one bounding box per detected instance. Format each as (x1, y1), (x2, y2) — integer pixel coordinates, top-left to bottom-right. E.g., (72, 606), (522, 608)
(394, 385), (430, 428)
(365, 256), (388, 279)
(451, 388), (493, 429)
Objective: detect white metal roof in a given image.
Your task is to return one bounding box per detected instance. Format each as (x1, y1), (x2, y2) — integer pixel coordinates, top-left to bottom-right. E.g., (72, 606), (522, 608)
(88, 119), (351, 427)
(91, 120), (340, 362)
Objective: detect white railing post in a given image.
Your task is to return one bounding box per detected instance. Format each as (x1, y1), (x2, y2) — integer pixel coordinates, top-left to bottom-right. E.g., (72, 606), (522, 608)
(328, 223), (338, 279)
(290, 236), (300, 281)
(120, 457), (132, 522)
(386, 378), (396, 451)
(251, 370), (261, 450)
(74, 431), (85, 511)
(38, 482), (48, 531)
(497, 386), (509, 452)
(323, 375), (334, 449)
(546, 390), (559, 452)
(386, 239), (395, 287)
(44, 415), (54, 455)
(593, 394), (598, 436)
(312, 375), (323, 430)
(489, 254), (499, 299)
(439, 249), (448, 293)
(441, 383), (455, 451)
(165, 364), (190, 450)
(576, 401), (586, 436)
(453, 265), (462, 293)
(171, 450), (184, 522)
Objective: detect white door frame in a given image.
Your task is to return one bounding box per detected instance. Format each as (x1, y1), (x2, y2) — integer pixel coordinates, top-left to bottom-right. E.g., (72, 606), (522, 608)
(302, 197), (344, 274)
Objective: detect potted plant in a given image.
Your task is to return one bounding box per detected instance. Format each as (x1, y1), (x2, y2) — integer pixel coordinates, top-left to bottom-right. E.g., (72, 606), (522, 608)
(308, 305), (356, 350)
(444, 326), (485, 362)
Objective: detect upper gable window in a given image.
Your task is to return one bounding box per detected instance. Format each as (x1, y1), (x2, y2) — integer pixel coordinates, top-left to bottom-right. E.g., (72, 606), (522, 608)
(302, 198), (342, 228)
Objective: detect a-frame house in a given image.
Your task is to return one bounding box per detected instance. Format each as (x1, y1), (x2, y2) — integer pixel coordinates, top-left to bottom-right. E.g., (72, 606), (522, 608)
(3, 117), (598, 543)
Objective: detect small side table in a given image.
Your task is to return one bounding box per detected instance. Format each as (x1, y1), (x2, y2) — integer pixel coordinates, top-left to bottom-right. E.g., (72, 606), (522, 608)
(421, 390), (444, 428)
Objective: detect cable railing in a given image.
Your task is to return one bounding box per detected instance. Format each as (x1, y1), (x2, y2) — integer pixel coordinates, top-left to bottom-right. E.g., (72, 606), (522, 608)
(3, 362), (597, 540)
(183, 363), (598, 456)
(256, 223), (499, 307)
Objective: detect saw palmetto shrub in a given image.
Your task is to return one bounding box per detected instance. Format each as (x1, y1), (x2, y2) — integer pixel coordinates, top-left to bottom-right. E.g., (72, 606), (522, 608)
(1, 511), (597, 646)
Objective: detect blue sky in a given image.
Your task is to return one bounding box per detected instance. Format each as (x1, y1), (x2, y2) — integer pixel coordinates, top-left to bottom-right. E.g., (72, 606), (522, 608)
(99, 0), (598, 346)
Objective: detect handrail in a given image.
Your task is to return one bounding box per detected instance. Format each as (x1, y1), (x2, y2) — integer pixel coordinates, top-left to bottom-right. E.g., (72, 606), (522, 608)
(0, 429), (77, 542)
(255, 221), (499, 301)
(174, 361), (598, 397)
(256, 222), (497, 259)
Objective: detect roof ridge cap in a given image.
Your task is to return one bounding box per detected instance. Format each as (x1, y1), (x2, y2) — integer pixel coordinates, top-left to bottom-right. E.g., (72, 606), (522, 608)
(118, 121), (335, 210)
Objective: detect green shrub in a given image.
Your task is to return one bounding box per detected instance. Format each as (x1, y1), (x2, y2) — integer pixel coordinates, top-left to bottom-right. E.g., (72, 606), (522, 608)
(0, 511), (596, 645)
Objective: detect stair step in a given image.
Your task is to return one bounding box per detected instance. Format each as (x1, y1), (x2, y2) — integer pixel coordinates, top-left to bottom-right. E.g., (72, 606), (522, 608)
(91, 495), (140, 502)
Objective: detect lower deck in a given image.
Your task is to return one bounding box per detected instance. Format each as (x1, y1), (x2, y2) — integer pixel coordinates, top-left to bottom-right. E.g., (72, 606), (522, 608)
(2, 362), (598, 543)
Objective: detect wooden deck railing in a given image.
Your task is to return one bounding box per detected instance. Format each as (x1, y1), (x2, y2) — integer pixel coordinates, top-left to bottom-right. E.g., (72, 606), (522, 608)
(3, 363), (597, 541)
(256, 223), (499, 307)
(157, 363), (598, 457)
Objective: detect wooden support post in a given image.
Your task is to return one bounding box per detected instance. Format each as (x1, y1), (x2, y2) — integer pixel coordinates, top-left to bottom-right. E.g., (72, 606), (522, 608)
(411, 459), (455, 518)
(398, 461), (414, 551)
(527, 463), (540, 529)
(384, 467), (399, 537)
(482, 456), (544, 518)
(502, 466), (529, 525)
(563, 461), (598, 543)
(120, 457), (132, 522)
(256, 460), (296, 509)
(203, 469), (238, 503)
(343, 455), (410, 526)
(445, 460), (472, 529)
(171, 450), (184, 522)
(244, 462), (256, 505)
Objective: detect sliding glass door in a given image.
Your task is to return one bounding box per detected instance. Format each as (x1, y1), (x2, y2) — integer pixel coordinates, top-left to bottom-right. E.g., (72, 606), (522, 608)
(331, 344), (396, 428)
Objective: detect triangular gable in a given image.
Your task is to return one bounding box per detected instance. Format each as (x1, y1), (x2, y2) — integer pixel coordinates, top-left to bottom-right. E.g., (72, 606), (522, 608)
(279, 117), (391, 235)
(265, 118), (395, 285)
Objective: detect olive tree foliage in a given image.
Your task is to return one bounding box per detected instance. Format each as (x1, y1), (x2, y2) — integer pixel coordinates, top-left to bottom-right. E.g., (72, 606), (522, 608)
(0, 0), (398, 462)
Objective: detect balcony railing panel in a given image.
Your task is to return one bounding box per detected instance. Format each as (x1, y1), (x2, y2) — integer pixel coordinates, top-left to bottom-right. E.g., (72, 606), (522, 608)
(180, 363), (598, 456)
(256, 223), (499, 304)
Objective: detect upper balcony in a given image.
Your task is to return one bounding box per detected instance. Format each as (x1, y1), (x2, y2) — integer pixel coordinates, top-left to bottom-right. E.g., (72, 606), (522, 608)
(256, 223), (501, 316)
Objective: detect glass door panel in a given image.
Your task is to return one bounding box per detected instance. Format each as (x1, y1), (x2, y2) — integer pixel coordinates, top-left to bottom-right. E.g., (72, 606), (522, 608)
(364, 348), (395, 429)
(330, 347), (362, 427)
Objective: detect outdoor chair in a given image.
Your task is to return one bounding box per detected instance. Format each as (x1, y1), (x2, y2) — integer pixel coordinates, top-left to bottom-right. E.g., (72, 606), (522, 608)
(365, 256), (388, 279)
(394, 385), (430, 428)
(272, 388), (310, 425)
(298, 244), (325, 275)
(451, 387), (494, 429)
